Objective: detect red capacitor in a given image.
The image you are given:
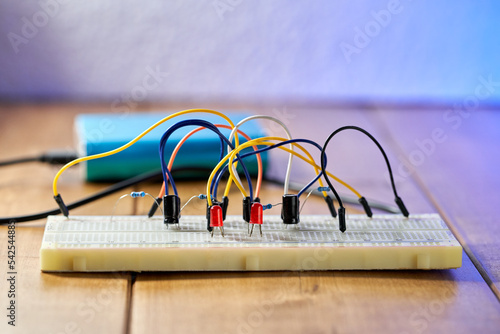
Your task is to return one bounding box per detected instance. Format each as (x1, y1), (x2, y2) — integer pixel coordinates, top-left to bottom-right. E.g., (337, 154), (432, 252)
(249, 202), (263, 225)
(210, 205), (224, 227)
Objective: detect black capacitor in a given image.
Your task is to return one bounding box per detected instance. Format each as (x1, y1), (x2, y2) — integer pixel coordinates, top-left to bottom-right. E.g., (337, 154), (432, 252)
(281, 194), (300, 224)
(242, 196), (251, 223)
(163, 194), (181, 224)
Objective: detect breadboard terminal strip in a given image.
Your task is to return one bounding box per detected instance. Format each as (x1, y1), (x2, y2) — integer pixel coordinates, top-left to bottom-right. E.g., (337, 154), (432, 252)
(40, 214), (462, 272)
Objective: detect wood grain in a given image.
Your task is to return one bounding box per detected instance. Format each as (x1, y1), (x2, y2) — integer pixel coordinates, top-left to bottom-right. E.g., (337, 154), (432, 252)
(0, 105), (132, 334)
(374, 108), (500, 296)
(0, 226), (131, 334)
(130, 257), (500, 334)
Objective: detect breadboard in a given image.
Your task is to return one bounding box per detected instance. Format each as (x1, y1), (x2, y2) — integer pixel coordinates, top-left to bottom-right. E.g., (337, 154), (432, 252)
(40, 214), (462, 272)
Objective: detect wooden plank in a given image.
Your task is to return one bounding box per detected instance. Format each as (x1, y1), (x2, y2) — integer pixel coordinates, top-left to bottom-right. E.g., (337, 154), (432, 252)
(0, 226), (130, 334)
(0, 105), (132, 333)
(130, 256), (500, 334)
(374, 108), (500, 295)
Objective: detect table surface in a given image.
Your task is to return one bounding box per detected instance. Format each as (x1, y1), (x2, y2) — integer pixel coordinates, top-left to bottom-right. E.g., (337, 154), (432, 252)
(0, 104), (499, 334)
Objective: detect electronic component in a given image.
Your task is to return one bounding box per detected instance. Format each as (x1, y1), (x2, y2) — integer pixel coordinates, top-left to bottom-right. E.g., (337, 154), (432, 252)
(249, 202), (264, 237)
(281, 194), (300, 224)
(206, 199), (224, 233)
(163, 194), (181, 225)
(242, 196), (260, 223)
(40, 214), (463, 272)
(209, 205), (224, 237)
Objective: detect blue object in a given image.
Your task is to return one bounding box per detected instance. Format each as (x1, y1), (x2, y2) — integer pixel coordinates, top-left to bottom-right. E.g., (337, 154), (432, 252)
(75, 112), (268, 181)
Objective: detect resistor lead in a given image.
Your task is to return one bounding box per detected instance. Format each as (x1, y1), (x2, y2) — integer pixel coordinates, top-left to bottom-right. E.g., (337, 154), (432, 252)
(112, 191), (162, 222)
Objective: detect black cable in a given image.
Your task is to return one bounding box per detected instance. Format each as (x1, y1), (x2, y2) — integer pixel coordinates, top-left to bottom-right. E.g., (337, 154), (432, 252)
(0, 156), (40, 166)
(320, 134), (346, 231)
(0, 150), (79, 167)
(320, 126), (409, 220)
(0, 167), (212, 224)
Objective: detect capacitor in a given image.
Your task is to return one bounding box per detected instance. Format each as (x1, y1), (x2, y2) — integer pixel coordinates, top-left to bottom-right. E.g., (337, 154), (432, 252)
(163, 194), (181, 225)
(281, 194), (299, 224)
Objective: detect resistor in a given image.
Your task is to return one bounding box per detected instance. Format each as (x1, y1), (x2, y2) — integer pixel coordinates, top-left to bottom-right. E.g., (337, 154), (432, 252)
(317, 187), (330, 192)
(131, 191), (146, 198)
(262, 204), (273, 211)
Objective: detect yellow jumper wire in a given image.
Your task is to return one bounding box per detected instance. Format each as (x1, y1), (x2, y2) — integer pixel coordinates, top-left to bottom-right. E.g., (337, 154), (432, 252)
(226, 137), (361, 199)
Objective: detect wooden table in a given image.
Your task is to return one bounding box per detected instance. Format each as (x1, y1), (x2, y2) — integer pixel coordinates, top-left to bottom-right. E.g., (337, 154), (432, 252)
(0, 104), (499, 333)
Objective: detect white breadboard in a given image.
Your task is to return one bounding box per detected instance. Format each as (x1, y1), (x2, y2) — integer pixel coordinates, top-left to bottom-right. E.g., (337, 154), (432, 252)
(40, 214), (462, 272)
